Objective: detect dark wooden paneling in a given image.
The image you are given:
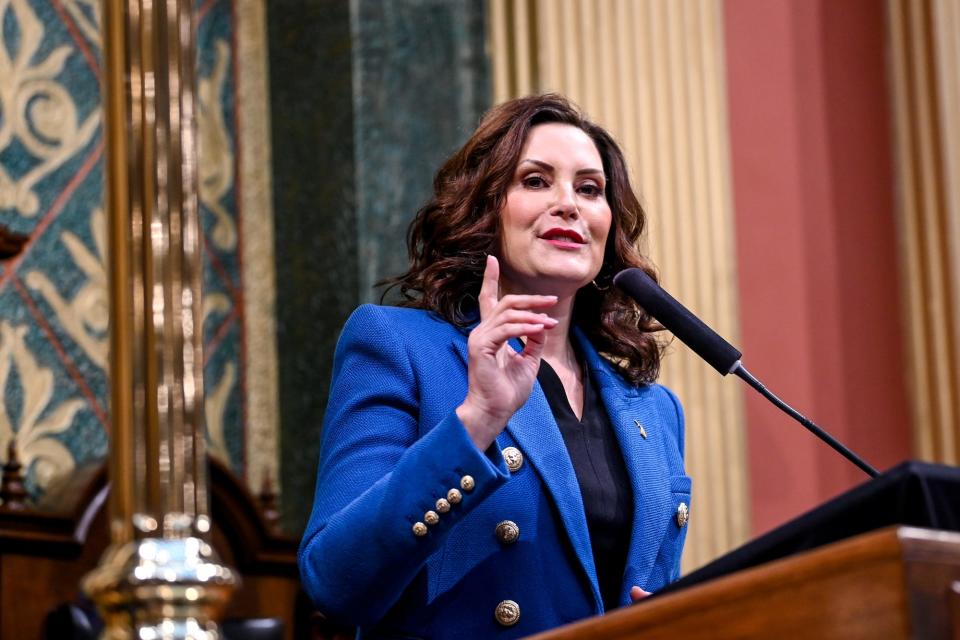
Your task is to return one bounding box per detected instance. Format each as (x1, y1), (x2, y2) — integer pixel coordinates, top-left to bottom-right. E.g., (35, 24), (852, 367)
(0, 458), (303, 639)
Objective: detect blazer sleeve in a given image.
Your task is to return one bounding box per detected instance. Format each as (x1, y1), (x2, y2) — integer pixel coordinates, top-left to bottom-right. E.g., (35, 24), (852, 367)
(298, 305), (511, 627)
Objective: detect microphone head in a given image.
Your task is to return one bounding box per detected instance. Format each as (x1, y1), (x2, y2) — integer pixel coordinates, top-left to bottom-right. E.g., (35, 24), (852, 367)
(613, 268), (742, 375)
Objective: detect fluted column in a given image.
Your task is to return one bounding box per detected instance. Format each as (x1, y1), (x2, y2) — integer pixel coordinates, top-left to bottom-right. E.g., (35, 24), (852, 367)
(83, 0), (236, 636)
(887, 0), (960, 466)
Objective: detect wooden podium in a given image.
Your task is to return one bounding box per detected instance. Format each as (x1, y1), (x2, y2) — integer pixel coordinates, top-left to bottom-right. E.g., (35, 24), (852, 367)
(529, 526), (960, 639)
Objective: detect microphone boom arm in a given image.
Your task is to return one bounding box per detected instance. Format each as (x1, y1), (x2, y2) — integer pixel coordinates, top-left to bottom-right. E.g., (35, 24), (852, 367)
(612, 267), (880, 480)
(732, 363), (880, 478)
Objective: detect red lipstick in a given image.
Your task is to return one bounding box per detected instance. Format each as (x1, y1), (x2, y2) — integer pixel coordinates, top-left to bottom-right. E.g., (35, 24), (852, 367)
(540, 228), (585, 243)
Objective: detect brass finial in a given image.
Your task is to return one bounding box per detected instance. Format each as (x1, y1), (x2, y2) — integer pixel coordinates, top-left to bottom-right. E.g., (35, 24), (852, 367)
(0, 440), (28, 511)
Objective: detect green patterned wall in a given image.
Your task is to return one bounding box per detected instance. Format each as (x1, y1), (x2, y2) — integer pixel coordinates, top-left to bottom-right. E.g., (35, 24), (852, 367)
(1, 0), (491, 538)
(0, 0), (253, 497)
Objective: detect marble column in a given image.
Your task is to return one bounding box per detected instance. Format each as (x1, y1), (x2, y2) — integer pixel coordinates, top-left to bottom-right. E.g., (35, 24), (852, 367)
(266, 0), (490, 532)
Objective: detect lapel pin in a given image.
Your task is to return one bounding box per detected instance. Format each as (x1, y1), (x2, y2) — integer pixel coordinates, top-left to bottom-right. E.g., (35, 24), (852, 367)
(635, 420), (648, 439)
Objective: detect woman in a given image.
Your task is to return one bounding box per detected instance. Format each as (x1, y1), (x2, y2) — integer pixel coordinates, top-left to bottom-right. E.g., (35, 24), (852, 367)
(298, 94), (690, 638)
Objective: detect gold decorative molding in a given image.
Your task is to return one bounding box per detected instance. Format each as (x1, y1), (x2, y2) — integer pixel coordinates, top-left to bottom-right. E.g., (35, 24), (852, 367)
(488, 0), (748, 570)
(235, 0), (280, 496)
(887, 0), (960, 465)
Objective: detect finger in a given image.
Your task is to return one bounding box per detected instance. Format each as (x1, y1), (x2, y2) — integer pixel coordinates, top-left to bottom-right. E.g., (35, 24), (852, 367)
(495, 293), (558, 312)
(484, 322), (547, 346)
(478, 255), (500, 319)
(629, 586), (651, 602)
(490, 309), (558, 328)
(520, 322), (546, 362)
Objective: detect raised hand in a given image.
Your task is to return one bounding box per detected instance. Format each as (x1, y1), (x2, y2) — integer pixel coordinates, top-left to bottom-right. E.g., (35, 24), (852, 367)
(456, 255), (558, 450)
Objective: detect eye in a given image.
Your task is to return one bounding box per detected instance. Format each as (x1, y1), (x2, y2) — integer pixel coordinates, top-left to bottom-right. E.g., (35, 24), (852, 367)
(577, 182), (604, 198)
(521, 174), (548, 189)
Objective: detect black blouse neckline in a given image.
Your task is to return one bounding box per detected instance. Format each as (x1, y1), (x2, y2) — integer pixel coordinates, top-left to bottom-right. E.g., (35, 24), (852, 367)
(538, 350), (634, 612)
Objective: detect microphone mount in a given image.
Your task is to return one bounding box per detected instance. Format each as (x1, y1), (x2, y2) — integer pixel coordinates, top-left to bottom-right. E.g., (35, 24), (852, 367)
(613, 267), (880, 479)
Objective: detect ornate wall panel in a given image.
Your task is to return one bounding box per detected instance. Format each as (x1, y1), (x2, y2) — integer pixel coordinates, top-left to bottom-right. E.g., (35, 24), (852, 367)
(488, 0), (748, 570)
(0, 0), (278, 501)
(0, 0), (107, 496)
(888, 0), (960, 465)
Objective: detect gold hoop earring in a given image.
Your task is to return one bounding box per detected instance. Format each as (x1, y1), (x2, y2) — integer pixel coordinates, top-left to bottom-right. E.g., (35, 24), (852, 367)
(591, 278), (610, 291)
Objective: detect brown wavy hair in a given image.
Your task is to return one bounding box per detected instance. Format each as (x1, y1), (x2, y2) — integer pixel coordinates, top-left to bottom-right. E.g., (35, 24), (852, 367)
(382, 94), (665, 384)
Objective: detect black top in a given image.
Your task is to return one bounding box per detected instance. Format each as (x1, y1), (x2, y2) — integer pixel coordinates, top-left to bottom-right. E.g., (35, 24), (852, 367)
(538, 355), (634, 611)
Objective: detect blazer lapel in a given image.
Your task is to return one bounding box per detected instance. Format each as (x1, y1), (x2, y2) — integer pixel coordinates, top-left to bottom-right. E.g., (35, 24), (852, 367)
(450, 333), (603, 611)
(573, 328), (673, 593)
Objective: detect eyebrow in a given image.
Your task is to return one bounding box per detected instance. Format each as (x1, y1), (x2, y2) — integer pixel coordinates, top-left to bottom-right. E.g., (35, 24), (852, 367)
(518, 158), (605, 178)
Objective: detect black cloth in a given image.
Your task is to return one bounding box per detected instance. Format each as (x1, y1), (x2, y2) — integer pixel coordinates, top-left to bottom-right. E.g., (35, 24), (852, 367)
(538, 356), (634, 611)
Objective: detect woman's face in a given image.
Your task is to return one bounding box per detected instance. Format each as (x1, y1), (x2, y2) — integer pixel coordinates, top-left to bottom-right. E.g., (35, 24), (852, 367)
(497, 123), (612, 297)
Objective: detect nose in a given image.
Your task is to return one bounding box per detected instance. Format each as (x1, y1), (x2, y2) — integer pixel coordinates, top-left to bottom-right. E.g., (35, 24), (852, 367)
(550, 183), (579, 219)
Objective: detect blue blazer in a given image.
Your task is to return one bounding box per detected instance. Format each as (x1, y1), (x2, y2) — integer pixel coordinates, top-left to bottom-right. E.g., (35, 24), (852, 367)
(299, 305), (690, 639)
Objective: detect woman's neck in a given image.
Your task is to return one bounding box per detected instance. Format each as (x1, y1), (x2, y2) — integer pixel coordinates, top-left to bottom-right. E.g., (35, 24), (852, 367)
(497, 277), (579, 368)
(538, 294), (584, 419)
(540, 295), (576, 367)
(499, 284), (583, 415)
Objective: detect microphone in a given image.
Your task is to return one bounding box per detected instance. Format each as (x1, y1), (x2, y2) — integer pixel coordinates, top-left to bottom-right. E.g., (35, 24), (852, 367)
(613, 267), (879, 479)
(613, 268), (742, 374)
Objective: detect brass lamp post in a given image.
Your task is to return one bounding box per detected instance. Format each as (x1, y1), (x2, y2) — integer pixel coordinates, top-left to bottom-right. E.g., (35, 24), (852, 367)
(83, 0), (237, 637)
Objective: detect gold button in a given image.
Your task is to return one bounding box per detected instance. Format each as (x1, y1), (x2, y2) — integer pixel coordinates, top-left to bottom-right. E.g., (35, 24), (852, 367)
(460, 475), (475, 492)
(447, 488), (462, 504)
(494, 600), (520, 627)
(424, 510), (439, 526)
(502, 447), (523, 472)
(676, 502), (689, 528)
(435, 498), (451, 513)
(495, 520), (520, 545)
(412, 522), (428, 537)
